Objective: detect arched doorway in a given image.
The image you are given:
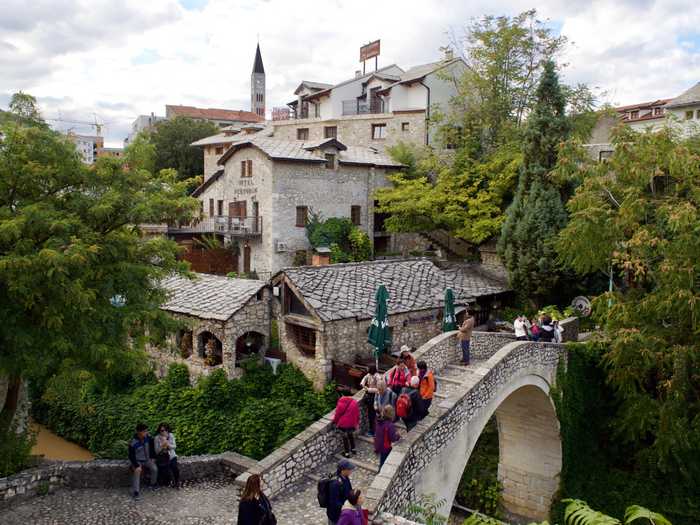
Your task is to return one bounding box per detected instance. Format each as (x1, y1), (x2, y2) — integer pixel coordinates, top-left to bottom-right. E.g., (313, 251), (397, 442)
(197, 331), (223, 366)
(235, 331), (265, 365)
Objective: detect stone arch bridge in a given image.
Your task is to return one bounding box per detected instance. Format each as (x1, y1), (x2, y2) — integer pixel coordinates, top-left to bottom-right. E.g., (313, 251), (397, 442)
(239, 322), (576, 523)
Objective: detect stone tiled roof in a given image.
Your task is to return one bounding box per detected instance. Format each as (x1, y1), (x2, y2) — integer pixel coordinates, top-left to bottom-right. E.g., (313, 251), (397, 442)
(277, 259), (509, 321)
(191, 169), (224, 197)
(161, 273), (265, 321)
(217, 137), (404, 169)
(666, 82), (700, 109)
(190, 125), (270, 147)
(377, 58), (464, 93)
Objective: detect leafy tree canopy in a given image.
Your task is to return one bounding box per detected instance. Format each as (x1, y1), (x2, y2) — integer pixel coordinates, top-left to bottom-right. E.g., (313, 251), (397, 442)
(0, 112), (198, 433)
(146, 116), (219, 185)
(557, 126), (700, 483)
(305, 214), (372, 263)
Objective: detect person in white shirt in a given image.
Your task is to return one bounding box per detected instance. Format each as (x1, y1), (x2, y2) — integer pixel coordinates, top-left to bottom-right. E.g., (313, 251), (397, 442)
(513, 315), (530, 341)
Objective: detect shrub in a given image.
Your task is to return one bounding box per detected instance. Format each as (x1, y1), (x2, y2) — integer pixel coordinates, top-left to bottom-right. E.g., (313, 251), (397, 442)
(32, 360), (337, 462)
(0, 425), (35, 478)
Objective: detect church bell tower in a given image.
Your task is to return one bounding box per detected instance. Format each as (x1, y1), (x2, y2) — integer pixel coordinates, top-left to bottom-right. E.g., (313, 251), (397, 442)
(251, 44), (265, 119)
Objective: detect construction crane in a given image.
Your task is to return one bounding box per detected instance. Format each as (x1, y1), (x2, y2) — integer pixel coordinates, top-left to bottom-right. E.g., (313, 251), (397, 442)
(45, 112), (105, 136)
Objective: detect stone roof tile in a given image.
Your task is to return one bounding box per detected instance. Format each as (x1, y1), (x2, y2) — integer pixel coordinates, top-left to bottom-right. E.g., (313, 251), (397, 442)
(278, 259), (509, 321)
(161, 273), (265, 321)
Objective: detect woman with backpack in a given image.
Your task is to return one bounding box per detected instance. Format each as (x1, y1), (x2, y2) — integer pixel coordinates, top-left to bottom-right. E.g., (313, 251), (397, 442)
(374, 405), (400, 469)
(359, 365), (381, 437)
(385, 357), (410, 395)
(237, 474), (276, 525)
(333, 395), (360, 457)
(397, 376), (422, 431)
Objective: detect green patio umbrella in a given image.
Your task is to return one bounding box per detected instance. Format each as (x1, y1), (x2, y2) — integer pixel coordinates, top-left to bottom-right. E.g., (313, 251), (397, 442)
(442, 288), (457, 332)
(367, 284), (391, 369)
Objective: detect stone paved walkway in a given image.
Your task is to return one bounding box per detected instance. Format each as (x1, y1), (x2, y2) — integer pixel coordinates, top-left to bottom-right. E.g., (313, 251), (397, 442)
(0, 360), (485, 525)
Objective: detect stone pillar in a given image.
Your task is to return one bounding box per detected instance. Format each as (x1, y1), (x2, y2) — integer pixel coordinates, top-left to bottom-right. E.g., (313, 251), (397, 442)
(496, 385), (562, 521)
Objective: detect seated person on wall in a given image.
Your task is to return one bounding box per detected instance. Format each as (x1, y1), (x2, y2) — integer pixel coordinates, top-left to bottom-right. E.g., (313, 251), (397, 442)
(128, 423), (159, 500)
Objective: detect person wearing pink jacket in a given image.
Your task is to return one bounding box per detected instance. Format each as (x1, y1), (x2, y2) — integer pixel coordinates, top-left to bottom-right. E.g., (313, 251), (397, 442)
(333, 395), (360, 457)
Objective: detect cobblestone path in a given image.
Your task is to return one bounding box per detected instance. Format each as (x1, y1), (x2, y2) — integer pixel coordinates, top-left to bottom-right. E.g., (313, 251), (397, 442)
(0, 360), (484, 525)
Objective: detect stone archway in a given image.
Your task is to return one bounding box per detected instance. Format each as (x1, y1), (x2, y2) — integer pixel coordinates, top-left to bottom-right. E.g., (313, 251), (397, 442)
(235, 331), (265, 365)
(197, 331), (223, 366)
(413, 372), (562, 522)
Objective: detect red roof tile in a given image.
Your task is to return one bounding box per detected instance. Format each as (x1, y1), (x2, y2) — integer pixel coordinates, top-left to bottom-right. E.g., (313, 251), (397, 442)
(166, 105), (263, 123)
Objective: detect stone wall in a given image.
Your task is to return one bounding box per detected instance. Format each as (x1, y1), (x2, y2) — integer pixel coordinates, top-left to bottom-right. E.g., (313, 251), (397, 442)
(0, 452), (258, 508)
(234, 389), (368, 497)
(270, 111), (427, 151)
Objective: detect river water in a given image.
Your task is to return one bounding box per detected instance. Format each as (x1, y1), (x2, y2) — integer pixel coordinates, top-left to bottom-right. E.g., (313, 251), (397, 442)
(30, 421), (94, 461)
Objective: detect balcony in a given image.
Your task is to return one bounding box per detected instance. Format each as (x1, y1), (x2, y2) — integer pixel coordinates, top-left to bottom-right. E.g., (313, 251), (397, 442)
(342, 98), (389, 116)
(168, 216), (263, 236)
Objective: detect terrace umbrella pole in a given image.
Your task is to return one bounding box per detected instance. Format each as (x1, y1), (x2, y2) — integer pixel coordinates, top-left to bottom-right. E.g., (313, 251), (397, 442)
(368, 285), (391, 371)
(442, 288), (457, 332)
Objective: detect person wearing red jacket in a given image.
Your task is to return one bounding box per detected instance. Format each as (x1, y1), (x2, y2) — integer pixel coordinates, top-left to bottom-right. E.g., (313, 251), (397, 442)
(333, 395), (360, 457)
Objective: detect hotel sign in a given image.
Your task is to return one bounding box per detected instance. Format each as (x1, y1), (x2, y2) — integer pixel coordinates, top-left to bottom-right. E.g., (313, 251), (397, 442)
(360, 40), (380, 62)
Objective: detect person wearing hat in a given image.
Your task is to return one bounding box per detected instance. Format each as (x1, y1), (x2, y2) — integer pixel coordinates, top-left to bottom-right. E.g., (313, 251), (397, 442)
(399, 345), (417, 377)
(327, 459), (356, 525)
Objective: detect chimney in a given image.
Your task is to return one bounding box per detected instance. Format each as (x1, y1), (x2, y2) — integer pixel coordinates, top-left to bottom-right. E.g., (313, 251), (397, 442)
(355, 70), (362, 78)
(312, 246), (331, 266)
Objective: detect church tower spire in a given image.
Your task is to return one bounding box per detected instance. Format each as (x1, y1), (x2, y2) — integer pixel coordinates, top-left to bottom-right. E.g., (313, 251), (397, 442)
(251, 44), (265, 119)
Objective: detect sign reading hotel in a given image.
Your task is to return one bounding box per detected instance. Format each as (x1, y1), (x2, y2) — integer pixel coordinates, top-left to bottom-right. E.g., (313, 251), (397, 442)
(360, 40), (380, 62)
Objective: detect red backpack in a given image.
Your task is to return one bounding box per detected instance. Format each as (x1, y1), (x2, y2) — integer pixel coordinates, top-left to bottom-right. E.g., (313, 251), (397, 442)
(396, 393), (412, 418)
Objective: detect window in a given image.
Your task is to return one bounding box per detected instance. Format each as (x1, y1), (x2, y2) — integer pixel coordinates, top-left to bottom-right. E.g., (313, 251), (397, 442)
(654, 107), (663, 116)
(599, 150), (614, 162)
(215, 146), (224, 155)
(209, 199), (214, 217)
(401, 122), (410, 132)
(697, 110), (700, 120)
(314, 104), (320, 118)
(240, 160), (252, 177)
(630, 110), (639, 120)
(286, 323), (317, 356)
(372, 123), (387, 140)
(217, 200), (223, 216)
(351, 205), (361, 226)
(324, 126), (337, 139)
(297, 128), (309, 140)
(325, 153), (336, 169)
(296, 206), (308, 227)
(200, 201), (204, 216)
(685, 110), (694, 120)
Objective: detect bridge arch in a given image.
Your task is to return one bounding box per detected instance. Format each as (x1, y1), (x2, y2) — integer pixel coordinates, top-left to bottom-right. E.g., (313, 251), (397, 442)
(370, 335), (566, 522)
(414, 371), (561, 521)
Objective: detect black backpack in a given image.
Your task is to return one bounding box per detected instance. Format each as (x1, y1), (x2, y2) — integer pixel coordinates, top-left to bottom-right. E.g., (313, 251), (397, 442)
(317, 473), (336, 508)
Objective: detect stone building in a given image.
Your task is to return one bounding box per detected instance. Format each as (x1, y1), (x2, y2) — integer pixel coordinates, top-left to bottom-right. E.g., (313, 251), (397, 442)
(175, 135), (404, 279)
(271, 259), (510, 388)
(154, 273), (270, 379)
(270, 49), (466, 150)
(165, 104), (263, 129)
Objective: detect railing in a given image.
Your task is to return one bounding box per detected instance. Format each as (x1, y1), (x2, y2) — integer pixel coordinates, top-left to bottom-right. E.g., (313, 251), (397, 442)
(341, 97), (389, 116)
(169, 216), (262, 236)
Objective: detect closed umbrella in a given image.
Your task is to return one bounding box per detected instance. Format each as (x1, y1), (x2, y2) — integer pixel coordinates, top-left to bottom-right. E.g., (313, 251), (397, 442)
(367, 285), (391, 369)
(442, 288), (457, 332)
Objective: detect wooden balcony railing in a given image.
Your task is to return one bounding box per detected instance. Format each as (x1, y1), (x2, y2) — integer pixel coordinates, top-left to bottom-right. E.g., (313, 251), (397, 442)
(169, 216), (263, 236)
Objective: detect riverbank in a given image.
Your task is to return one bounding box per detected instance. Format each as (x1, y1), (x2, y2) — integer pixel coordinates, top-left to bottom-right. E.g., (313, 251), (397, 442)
(29, 421), (93, 461)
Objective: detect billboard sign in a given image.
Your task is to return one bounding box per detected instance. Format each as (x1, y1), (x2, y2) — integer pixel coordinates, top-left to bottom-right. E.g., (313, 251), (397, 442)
(360, 40), (380, 62)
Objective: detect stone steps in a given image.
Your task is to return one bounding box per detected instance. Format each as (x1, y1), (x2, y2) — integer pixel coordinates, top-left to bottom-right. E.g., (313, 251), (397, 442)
(434, 374), (463, 385)
(334, 453), (379, 474)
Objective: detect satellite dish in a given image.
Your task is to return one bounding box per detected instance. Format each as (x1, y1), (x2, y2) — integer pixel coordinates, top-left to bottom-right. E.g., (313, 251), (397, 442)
(571, 296), (592, 317)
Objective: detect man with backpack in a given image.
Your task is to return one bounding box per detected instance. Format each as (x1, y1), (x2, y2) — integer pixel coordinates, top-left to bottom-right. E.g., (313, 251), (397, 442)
(318, 459), (355, 525)
(416, 361), (436, 420)
(396, 376), (421, 431)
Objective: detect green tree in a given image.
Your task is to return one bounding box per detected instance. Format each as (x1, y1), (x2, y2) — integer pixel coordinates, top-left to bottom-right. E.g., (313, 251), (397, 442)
(556, 126), (700, 484)
(305, 214), (371, 263)
(147, 116), (219, 184)
(497, 60), (570, 305)
(0, 115), (198, 435)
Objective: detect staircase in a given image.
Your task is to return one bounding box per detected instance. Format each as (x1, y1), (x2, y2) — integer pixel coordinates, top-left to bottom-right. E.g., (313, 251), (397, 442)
(419, 230), (473, 260)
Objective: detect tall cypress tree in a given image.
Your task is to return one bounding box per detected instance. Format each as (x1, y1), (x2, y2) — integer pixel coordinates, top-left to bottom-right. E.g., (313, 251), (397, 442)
(498, 60), (570, 305)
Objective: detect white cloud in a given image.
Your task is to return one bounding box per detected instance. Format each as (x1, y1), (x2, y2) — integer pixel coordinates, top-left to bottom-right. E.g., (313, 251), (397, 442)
(0, 0), (699, 146)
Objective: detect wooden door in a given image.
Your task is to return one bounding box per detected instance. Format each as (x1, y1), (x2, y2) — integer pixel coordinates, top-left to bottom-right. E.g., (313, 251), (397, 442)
(243, 245), (251, 273)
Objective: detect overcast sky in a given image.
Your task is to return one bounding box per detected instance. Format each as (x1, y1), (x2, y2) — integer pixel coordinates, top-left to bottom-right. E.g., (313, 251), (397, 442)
(1, 0), (699, 146)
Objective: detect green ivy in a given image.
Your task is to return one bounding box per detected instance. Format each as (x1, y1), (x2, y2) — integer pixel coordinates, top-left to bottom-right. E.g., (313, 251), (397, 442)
(551, 343), (699, 525)
(32, 360), (338, 461)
